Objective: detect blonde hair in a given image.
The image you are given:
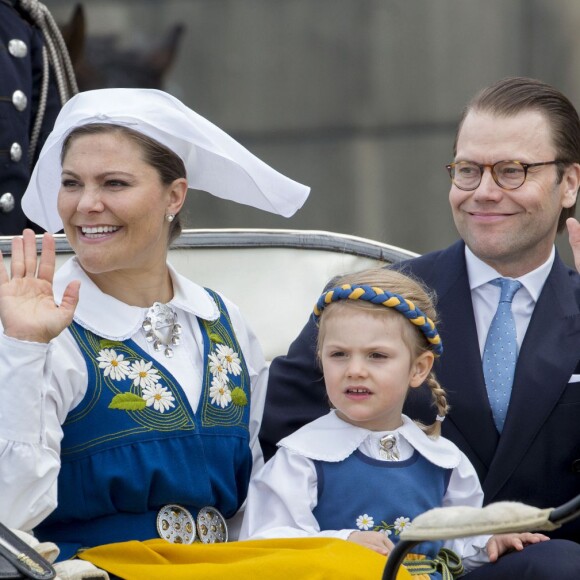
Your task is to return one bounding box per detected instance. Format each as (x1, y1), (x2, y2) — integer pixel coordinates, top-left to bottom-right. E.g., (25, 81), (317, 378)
(316, 267), (449, 437)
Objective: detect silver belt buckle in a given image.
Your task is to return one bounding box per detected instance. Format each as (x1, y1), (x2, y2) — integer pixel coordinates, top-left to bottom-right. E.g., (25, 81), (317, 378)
(156, 504), (196, 544)
(196, 506), (228, 543)
(156, 505), (229, 544)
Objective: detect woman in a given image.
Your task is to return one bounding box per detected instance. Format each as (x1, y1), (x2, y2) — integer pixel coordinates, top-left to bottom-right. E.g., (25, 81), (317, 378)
(0, 89), (410, 580)
(0, 87), (297, 549)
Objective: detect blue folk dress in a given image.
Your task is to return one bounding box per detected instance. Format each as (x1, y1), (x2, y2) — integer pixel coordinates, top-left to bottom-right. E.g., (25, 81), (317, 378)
(242, 411), (490, 578)
(35, 286), (253, 560)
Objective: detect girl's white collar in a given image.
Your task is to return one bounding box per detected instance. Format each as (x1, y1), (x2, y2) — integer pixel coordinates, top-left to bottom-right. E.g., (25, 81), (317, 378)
(278, 410), (462, 469)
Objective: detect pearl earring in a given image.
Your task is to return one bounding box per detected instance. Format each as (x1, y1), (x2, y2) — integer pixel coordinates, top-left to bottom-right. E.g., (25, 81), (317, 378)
(166, 214), (175, 223)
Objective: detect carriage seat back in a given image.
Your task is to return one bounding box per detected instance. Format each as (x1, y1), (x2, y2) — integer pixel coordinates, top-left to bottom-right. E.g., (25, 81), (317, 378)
(0, 229), (417, 363)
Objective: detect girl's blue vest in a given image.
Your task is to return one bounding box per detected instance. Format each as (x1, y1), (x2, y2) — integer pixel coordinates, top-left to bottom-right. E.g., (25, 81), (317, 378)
(313, 449), (452, 577)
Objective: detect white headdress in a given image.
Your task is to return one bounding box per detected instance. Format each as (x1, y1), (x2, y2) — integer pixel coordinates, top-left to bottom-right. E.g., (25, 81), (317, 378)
(21, 88), (310, 232)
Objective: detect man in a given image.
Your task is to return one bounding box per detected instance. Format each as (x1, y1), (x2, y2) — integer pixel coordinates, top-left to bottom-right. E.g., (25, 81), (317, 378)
(0, 0), (76, 235)
(260, 77), (580, 577)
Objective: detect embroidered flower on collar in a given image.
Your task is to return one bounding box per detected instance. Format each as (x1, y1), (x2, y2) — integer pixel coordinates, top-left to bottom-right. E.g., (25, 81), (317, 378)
(356, 514), (374, 530)
(97, 349), (131, 381)
(215, 344), (242, 376)
(207, 344), (244, 409)
(209, 376), (232, 408)
(128, 359), (160, 388)
(99, 352), (175, 414)
(141, 383), (176, 413)
(208, 352), (228, 384)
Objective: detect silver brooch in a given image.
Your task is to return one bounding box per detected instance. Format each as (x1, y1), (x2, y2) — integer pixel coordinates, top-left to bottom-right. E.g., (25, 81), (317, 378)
(379, 434), (400, 461)
(142, 302), (182, 358)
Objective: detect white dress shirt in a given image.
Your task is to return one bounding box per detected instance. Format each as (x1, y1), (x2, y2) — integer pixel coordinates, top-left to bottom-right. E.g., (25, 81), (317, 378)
(0, 257), (267, 534)
(465, 246), (554, 355)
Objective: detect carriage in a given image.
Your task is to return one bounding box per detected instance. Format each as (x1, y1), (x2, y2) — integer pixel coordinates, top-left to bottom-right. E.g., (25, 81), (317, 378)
(0, 229), (578, 579)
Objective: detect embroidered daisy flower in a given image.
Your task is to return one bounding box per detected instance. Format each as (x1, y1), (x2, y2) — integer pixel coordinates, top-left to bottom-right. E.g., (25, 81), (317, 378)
(128, 359), (160, 388)
(141, 384), (176, 413)
(394, 516), (411, 533)
(382, 529), (392, 537)
(216, 344), (241, 376)
(209, 376), (232, 408)
(97, 349), (130, 381)
(208, 352), (228, 383)
(356, 514), (374, 530)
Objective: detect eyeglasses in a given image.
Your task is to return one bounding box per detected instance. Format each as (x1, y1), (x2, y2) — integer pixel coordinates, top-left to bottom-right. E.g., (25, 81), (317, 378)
(446, 160), (562, 191)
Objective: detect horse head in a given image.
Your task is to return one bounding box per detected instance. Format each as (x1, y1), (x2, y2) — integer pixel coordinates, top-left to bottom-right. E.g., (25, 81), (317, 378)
(60, 4), (185, 91)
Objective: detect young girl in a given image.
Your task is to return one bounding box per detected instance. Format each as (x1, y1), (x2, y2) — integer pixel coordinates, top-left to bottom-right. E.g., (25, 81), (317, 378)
(241, 268), (548, 578)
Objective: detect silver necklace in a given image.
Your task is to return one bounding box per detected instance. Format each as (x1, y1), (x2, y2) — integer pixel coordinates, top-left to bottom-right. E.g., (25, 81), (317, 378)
(379, 434), (400, 461)
(142, 302), (182, 358)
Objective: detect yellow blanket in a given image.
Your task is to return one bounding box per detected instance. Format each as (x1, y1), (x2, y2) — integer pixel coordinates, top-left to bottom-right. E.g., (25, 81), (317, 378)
(79, 537), (412, 579)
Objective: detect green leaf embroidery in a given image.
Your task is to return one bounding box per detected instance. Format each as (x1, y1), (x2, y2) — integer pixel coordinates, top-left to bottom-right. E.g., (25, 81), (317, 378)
(109, 392), (147, 411)
(208, 332), (224, 344)
(100, 339), (122, 349)
(373, 521), (394, 533)
(231, 387), (248, 407)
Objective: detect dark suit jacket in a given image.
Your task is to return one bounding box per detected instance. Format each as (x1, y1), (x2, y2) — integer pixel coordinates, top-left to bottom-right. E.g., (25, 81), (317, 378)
(260, 240), (580, 541)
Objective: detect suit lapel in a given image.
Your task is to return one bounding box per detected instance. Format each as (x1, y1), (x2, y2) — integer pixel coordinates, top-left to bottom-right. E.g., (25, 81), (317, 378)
(483, 255), (580, 501)
(421, 243), (501, 469)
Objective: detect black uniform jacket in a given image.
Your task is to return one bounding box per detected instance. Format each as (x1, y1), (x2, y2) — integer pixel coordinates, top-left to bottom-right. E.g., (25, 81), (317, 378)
(0, 0), (60, 234)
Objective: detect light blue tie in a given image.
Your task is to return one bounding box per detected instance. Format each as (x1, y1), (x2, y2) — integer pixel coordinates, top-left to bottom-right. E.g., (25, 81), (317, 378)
(482, 278), (522, 433)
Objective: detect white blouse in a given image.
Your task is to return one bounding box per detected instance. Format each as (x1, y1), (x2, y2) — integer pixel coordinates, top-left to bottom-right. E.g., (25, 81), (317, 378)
(241, 411), (490, 571)
(0, 257), (267, 534)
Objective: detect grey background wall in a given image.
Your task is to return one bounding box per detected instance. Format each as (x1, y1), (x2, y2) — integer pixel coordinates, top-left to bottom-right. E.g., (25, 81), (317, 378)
(45, 0), (580, 266)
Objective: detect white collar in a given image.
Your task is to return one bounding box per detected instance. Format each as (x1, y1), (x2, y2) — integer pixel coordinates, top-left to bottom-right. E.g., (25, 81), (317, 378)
(465, 245), (554, 303)
(278, 410), (462, 468)
(53, 257), (219, 340)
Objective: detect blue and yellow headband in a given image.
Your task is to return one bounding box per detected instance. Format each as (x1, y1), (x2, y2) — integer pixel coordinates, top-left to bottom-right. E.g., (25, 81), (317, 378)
(313, 284), (443, 356)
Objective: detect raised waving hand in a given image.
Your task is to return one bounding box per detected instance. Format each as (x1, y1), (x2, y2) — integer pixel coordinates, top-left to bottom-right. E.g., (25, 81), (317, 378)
(0, 229), (80, 343)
